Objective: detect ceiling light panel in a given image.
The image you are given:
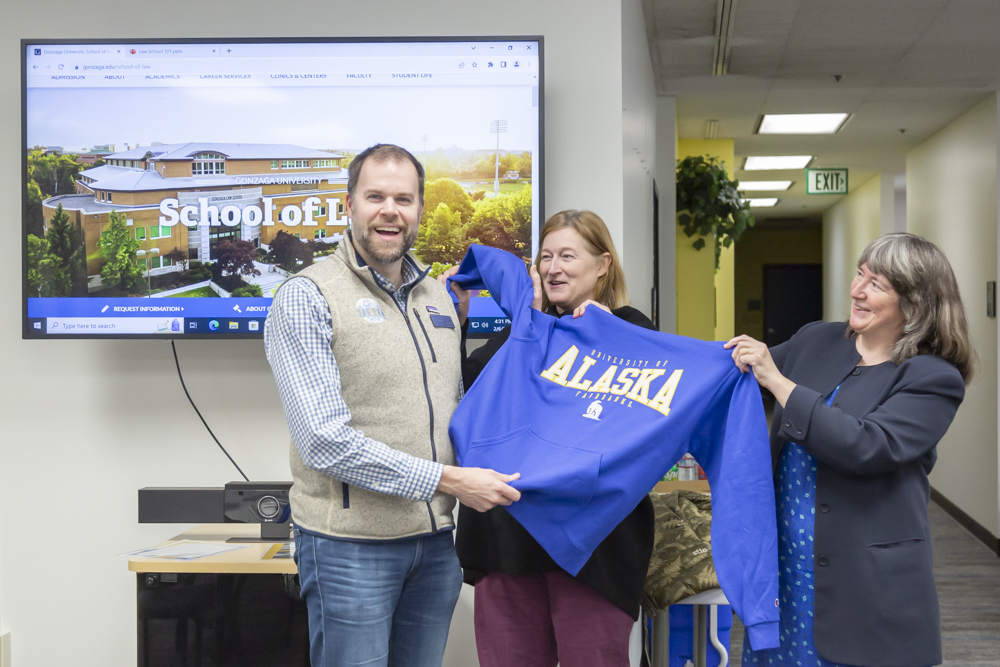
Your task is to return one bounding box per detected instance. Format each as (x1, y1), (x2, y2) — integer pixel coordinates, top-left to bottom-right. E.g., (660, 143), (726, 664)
(744, 155), (813, 170)
(738, 181), (793, 191)
(744, 198), (779, 208)
(758, 113), (849, 134)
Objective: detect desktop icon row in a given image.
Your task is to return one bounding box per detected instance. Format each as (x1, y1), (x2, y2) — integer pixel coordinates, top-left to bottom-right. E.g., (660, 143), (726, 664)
(193, 319), (260, 332)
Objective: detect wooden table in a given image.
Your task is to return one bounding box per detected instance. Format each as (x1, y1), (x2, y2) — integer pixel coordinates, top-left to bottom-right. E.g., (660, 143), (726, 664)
(652, 480), (711, 494)
(128, 524), (298, 575)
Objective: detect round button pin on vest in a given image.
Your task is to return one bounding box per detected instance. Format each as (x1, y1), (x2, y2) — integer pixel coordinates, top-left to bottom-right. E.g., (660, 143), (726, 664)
(356, 297), (386, 323)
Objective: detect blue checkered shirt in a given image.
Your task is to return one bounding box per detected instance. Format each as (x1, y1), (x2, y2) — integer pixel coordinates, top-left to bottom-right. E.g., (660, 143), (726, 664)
(264, 252), (450, 502)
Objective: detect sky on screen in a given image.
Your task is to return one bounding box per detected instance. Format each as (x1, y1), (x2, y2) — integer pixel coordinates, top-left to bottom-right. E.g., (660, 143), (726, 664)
(27, 84), (537, 154)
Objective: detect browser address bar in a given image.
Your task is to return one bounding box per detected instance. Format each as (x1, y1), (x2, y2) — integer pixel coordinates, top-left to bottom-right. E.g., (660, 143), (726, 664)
(69, 56), (536, 75)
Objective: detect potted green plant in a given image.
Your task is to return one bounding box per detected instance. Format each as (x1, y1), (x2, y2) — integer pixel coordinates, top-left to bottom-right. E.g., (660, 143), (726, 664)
(676, 155), (755, 269)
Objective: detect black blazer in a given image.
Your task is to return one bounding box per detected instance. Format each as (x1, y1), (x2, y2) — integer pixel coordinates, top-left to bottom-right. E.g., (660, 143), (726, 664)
(770, 321), (965, 667)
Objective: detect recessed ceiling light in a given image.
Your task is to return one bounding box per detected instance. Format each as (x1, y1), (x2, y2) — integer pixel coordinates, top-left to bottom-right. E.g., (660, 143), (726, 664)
(758, 113), (849, 134)
(744, 198), (779, 208)
(738, 181), (793, 192)
(744, 156), (813, 170)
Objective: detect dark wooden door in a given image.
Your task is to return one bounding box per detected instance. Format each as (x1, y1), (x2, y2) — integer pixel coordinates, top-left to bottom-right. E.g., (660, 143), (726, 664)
(763, 264), (823, 347)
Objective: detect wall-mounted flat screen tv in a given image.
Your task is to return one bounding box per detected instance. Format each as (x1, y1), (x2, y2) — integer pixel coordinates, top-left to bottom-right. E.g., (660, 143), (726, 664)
(22, 37), (543, 338)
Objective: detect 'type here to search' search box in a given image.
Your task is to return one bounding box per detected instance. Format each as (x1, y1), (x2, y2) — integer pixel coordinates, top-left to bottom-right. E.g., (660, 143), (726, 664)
(47, 318), (184, 334)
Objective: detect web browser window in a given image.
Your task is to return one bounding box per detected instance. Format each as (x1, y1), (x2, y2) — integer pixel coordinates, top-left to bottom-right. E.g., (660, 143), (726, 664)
(23, 39), (541, 338)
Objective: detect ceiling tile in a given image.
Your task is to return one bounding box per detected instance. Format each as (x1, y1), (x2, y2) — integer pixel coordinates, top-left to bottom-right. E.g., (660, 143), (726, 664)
(650, 0), (998, 217)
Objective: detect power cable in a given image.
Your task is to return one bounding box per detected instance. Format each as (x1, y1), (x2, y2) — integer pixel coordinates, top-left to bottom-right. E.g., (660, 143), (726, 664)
(170, 340), (250, 481)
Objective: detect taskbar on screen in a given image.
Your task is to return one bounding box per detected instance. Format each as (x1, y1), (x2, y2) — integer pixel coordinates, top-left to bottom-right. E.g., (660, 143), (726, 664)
(27, 316), (265, 336)
(25, 297), (511, 338)
(25, 297), (271, 338)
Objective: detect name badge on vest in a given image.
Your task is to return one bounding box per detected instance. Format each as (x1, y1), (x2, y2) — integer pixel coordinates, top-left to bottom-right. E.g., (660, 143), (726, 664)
(429, 314), (454, 329)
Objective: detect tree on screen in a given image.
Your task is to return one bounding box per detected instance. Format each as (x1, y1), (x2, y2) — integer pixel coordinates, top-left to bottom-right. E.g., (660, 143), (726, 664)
(414, 203), (469, 265)
(45, 203), (87, 296)
(216, 240), (261, 278)
(26, 181), (45, 238)
(98, 210), (144, 294)
(465, 185), (532, 258)
(26, 235), (60, 297)
(270, 231), (314, 270)
(164, 247), (189, 271)
(28, 150), (84, 197)
(423, 178), (474, 226)
(514, 151), (532, 176)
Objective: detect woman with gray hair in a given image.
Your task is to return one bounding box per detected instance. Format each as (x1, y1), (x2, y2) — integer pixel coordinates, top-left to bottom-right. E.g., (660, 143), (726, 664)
(724, 232), (973, 667)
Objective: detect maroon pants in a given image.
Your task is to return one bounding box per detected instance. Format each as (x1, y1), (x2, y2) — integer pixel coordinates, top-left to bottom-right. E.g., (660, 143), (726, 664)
(473, 571), (635, 667)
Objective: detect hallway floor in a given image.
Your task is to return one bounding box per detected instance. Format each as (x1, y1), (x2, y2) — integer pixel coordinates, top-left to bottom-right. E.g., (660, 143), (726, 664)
(731, 501), (1000, 666)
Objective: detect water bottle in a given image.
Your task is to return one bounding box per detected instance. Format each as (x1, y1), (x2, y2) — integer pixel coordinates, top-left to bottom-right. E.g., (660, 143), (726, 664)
(678, 453), (698, 481)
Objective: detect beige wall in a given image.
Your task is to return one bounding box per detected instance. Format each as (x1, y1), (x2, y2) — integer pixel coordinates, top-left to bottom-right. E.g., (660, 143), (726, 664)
(0, 2), (634, 665)
(822, 175), (882, 322)
(907, 93), (999, 537)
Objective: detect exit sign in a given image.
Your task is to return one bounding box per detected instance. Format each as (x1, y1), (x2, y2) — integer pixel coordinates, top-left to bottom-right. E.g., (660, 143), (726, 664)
(806, 168), (849, 195)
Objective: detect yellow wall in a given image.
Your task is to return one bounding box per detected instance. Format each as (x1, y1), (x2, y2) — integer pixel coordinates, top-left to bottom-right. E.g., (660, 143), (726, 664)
(907, 93), (998, 536)
(733, 225), (824, 341)
(715, 241), (734, 341)
(676, 139), (735, 340)
(822, 174), (882, 321)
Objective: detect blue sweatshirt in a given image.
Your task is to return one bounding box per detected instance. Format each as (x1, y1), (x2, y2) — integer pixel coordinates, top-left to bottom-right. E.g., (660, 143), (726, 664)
(449, 245), (780, 649)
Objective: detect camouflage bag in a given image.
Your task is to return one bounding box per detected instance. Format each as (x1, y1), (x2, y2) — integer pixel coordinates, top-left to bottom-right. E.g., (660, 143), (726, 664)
(641, 490), (717, 615)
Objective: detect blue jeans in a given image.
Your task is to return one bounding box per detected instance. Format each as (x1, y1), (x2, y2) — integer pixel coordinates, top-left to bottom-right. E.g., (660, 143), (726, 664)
(294, 528), (462, 667)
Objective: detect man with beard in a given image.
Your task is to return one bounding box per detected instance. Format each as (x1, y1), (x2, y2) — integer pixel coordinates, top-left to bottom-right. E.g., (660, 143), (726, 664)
(265, 143), (521, 667)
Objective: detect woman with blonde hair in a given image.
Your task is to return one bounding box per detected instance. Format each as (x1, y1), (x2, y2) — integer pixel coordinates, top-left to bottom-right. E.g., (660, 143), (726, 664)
(726, 232), (972, 667)
(441, 209), (652, 667)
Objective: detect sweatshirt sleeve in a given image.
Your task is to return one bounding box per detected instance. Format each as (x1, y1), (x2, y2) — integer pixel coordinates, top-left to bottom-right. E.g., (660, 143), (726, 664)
(449, 245), (536, 339)
(692, 369), (780, 650)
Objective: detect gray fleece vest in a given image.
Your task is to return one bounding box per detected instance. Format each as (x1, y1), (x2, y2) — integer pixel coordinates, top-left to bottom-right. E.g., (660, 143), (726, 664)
(287, 240), (461, 540)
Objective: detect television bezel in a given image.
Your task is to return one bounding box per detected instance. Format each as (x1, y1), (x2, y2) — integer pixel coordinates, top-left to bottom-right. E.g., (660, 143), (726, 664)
(21, 35), (545, 340)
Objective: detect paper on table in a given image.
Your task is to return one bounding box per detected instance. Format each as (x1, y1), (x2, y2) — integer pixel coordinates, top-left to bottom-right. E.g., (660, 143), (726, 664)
(260, 542), (295, 560)
(122, 540), (249, 561)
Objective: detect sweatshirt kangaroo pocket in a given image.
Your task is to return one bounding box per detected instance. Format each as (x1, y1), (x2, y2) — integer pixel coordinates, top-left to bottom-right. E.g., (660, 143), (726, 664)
(464, 426), (602, 523)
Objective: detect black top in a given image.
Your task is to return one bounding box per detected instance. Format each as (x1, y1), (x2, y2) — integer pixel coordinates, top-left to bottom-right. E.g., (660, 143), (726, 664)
(770, 321), (965, 667)
(455, 305), (656, 619)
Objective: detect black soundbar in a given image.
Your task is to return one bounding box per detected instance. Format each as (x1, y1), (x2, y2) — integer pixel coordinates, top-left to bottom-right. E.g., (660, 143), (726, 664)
(138, 482), (293, 541)
(139, 487), (226, 523)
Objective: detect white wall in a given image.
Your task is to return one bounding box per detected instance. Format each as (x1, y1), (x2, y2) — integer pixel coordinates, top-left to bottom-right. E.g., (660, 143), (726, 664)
(655, 98), (677, 333)
(0, 2), (630, 665)
(822, 175), (883, 322)
(620, 0), (657, 318)
(880, 171), (907, 236)
(907, 93), (999, 538)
